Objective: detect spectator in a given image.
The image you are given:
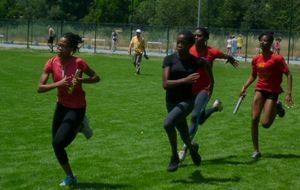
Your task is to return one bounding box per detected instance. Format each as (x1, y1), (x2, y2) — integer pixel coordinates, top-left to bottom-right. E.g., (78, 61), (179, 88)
(274, 37), (282, 54)
(128, 29), (148, 75)
(47, 25), (55, 52)
(237, 34), (244, 58)
(111, 30), (118, 52)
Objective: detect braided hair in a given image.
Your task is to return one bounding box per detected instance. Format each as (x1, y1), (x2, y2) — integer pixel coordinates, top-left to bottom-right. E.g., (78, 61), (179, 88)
(195, 27), (209, 40)
(258, 32), (274, 44)
(62, 32), (83, 54)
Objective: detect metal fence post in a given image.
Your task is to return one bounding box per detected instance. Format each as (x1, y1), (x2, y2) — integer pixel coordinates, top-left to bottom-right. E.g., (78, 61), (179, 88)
(27, 19), (30, 48)
(166, 27), (170, 56)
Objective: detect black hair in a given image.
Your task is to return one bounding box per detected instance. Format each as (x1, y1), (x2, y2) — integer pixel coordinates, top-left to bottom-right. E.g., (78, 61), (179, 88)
(62, 32), (83, 53)
(258, 32), (274, 44)
(195, 27), (209, 39)
(178, 30), (195, 45)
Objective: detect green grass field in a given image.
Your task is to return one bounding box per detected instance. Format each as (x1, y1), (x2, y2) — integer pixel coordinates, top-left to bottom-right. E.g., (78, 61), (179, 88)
(1, 48), (300, 190)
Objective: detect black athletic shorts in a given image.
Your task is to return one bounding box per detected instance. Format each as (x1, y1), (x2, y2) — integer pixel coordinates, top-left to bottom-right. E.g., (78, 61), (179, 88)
(257, 90), (279, 101)
(48, 36), (54, 43)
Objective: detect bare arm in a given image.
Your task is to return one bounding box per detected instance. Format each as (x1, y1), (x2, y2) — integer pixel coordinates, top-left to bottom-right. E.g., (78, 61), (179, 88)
(285, 71), (293, 106)
(128, 40), (133, 55)
(77, 67), (100, 84)
(162, 66), (199, 89)
(37, 71), (69, 93)
(203, 61), (214, 96)
(240, 73), (256, 96)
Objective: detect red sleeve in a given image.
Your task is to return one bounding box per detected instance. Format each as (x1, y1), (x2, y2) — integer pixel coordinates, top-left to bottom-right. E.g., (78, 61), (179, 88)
(76, 58), (90, 72)
(44, 58), (54, 73)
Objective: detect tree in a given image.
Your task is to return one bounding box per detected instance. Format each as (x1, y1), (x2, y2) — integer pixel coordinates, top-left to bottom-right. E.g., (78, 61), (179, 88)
(83, 0), (131, 23)
(150, 0), (198, 27)
(131, 0), (156, 25)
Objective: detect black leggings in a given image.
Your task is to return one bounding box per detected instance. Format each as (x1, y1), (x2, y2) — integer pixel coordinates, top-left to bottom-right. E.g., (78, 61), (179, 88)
(164, 99), (194, 141)
(52, 103), (85, 165)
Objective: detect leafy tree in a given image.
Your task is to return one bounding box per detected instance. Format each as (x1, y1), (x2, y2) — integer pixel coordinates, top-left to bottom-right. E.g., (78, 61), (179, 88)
(150, 0), (198, 27)
(83, 0), (131, 23)
(131, 0), (156, 25)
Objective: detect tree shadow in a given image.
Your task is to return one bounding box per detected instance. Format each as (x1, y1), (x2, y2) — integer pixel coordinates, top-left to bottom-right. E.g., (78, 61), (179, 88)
(172, 170), (240, 185)
(70, 182), (131, 190)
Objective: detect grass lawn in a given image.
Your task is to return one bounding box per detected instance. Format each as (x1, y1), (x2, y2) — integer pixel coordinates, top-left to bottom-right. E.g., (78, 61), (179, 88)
(0, 48), (300, 190)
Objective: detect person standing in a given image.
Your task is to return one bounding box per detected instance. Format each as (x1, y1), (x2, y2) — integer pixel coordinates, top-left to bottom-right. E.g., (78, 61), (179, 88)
(231, 35), (238, 57)
(163, 30), (212, 172)
(237, 34), (244, 58)
(226, 35), (232, 56)
(239, 32), (293, 160)
(111, 30), (118, 52)
(273, 37), (282, 55)
(47, 25), (55, 52)
(128, 29), (148, 75)
(178, 27), (239, 161)
(37, 32), (100, 186)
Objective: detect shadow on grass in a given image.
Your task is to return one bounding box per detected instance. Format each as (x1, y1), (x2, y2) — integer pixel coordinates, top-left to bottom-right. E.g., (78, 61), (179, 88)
(202, 155), (256, 165)
(180, 155), (255, 167)
(172, 170), (240, 184)
(264, 153), (300, 159)
(70, 182), (131, 189)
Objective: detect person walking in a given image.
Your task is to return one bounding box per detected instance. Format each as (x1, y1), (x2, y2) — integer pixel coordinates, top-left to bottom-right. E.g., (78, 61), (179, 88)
(239, 32), (293, 160)
(47, 25), (55, 52)
(178, 27), (239, 161)
(237, 34), (244, 58)
(273, 37), (282, 55)
(37, 32), (100, 186)
(163, 30), (212, 172)
(128, 29), (148, 75)
(111, 30), (118, 52)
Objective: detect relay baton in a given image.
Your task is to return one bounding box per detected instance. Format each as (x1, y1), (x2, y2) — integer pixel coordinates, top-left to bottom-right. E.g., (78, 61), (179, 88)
(233, 94), (246, 114)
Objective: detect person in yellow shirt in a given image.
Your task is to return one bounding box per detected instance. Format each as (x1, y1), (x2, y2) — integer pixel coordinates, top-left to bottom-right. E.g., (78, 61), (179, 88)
(237, 34), (243, 58)
(128, 29), (148, 75)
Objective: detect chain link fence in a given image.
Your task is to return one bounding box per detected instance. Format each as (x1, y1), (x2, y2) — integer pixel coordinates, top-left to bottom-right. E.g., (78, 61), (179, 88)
(0, 19), (299, 62)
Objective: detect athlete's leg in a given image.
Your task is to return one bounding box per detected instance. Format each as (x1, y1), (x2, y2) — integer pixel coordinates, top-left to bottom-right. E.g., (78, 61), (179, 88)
(251, 91), (265, 155)
(189, 91), (210, 139)
(261, 99), (277, 128)
(198, 99), (223, 125)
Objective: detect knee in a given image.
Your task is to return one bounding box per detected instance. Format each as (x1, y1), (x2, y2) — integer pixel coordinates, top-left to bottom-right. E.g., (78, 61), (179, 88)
(164, 119), (175, 134)
(190, 112), (198, 123)
(261, 121), (272, 128)
(52, 138), (63, 150)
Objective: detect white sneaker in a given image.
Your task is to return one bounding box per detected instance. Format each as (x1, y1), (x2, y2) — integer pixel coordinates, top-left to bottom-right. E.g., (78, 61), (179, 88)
(213, 99), (223, 112)
(178, 148), (188, 161)
(79, 116), (93, 139)
(252, 151), (261, 160)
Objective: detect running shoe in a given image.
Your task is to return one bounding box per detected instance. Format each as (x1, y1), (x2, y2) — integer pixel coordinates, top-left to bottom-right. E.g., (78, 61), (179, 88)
(252, 151), (262, 160)
(213, 99), (223, 112)
(178, 147), (188, 161)
(190, 144), (202, 166)
(167, 155), (180, 172)
(276, 101), (285, 118)
(59, 175), (77, 186)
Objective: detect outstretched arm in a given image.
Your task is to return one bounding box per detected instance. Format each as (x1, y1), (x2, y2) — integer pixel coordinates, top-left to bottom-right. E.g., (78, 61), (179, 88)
(223, 54), (239, 67)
